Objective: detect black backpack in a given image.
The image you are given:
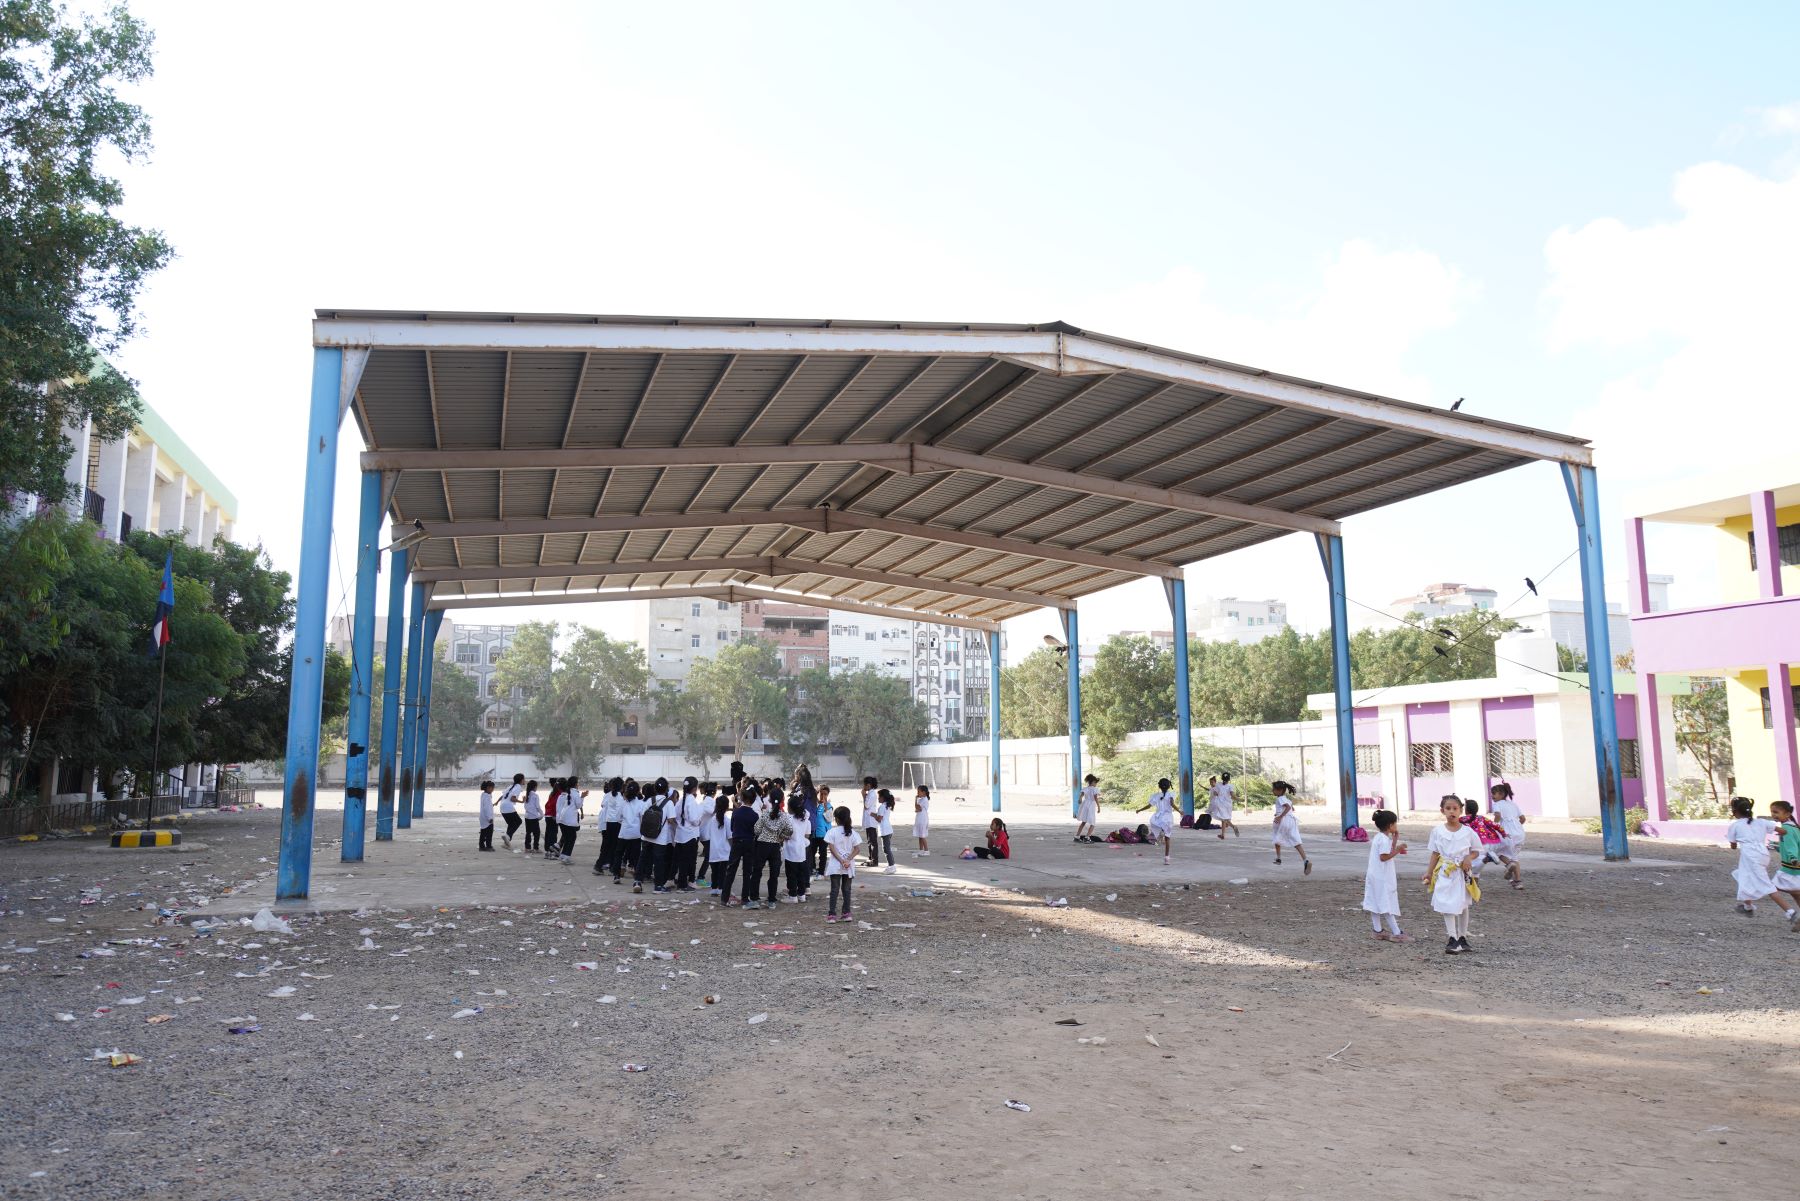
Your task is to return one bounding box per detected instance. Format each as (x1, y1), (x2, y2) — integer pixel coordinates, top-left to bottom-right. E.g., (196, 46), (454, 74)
(639, 798), (666, 841)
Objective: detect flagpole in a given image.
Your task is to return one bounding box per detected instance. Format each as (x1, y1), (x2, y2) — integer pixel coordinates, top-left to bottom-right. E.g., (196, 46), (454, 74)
(148, 639), (168, 831)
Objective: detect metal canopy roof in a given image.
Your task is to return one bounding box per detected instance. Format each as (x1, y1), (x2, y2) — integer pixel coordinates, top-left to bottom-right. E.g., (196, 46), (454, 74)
(318, 310), (1593, 626)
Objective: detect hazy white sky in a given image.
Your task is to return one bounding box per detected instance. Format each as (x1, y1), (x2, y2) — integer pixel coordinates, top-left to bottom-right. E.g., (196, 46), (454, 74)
(103, 1), (1800, 661)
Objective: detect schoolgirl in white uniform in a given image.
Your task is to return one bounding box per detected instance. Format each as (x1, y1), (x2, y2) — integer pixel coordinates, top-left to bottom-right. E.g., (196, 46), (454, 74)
(497, 777), (523, 847)
(1361, 809), (1410, 942)
(824, 805), (859, 922)
(701, 795), (733, 896)
(876, 790), (898, 873)
(1489, 783), (1526, 888)
(782, 796), (811, 901)
(522, 781), (544, 852)
(1209, 772), (1240, 840)
(1271, 781), (1311, 875)
(554, 776), (584, 864)
(1726, 796), (1779, 915)
(670, 778), (703, 892)
(1425, 794), (1480, 954)
(912, 785), (931, 857)
(1136, 777), (1179, 865)
(476, 780), (496, 852)
(860, 776), (881, 867)
(593, 781), (624, 876)
(615, 782), (646, 885)
(1075, 773), (1101, 843)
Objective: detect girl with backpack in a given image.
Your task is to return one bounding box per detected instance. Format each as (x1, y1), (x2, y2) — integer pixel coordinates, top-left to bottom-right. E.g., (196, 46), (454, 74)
(615, 780), (645, 884)
(634, 778), (672, 894)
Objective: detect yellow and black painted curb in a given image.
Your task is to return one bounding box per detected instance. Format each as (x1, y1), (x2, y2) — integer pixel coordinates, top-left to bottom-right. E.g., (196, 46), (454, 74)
(111, 829), (182, 848)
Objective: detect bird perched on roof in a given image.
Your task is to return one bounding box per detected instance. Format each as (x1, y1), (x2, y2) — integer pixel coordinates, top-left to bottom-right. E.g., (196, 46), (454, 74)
(1451, 397), (1465, 411)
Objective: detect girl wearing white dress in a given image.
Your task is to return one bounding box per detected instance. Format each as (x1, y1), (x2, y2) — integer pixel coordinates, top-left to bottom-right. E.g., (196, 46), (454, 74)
(860, 776), (882, 867)
(824, 806), (859, 923)
(1209, 772), (1240, 840)
(1424, 795), (1480, 955)
(1075, 773), (1101, 843)
(1271, 782), (1311, 875)
(912, 785), (932, 857)
(1135, 777), (1179, 865)
(877, 790), (898, 873)
(1726, 796), (1781, 916)
(1489, 782), (1526, 888)
(1361, 809), (1411, 942)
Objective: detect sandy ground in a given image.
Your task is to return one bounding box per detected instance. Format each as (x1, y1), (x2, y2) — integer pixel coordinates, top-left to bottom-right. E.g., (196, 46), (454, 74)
(1, 794), (1795, 1201)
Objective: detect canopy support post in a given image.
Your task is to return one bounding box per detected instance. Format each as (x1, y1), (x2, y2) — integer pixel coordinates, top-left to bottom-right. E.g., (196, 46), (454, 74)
(1317, 533), (1358, 834)
(1164, 576), (1194, 821)
(375, 547), (408, 841)
(1564, 463), (1627, 860)
(340, 471), (382, 862)
(397, 580), (425, 830)
(1062, 607), (1081, 818)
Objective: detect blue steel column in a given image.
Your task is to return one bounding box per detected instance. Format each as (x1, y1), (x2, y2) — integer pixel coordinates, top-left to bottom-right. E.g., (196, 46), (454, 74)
(1563, 463), (1628, 861)
(1318, 533), (1358, 834)
(988, 629), (1002, 813)
(1062, 607), (1082, 818)
(413, 608), (443, 819)
(1165, 577), (1194, 820)
(276, 348), (344, 901)
(340, 472), (382, 862)
(396, 579), (425, 831)
(375, 547), (408, 841)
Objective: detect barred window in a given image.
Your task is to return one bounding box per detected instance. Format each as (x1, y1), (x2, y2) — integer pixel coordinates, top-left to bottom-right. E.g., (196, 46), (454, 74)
(1410, 742), (1454, 777)
(1486, 740), (1539, 777)
(1759, 684), (1800, 729)
(1619, 738), (1640, 779)
(1354, 744), (1381, 774)
(455, 643), (480, 665)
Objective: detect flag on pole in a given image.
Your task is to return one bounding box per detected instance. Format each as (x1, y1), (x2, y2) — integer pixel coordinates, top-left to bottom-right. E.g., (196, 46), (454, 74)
(151, 552), (175, 651)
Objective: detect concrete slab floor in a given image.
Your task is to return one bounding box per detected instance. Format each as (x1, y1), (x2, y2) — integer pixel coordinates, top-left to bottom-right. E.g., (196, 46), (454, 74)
(196, 789), (1697, 917)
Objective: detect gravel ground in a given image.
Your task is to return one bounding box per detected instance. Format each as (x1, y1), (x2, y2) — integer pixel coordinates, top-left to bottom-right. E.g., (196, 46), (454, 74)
(1, 806), (1794, 1201)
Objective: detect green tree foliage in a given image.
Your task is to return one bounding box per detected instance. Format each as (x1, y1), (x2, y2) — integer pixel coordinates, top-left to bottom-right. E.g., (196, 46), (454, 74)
(1673, 676), (1732, 803)
(493, 622), (647, 779)
(810, 665), (930, 781)
(425, 644), (485, 780)
(681, 638), (787, 760)
(1084, 635), (1175, 757)
(1349, 610), (1518, 691)
(1094, 743), (1274, 813)
(1, 0), (173, 503)
(999, 647), (1068, 738)
(654, 679), (725, 778)
(1556, 643), (1588, 673)
(0, 511), (240, 799)
(775, 667), (831, 775)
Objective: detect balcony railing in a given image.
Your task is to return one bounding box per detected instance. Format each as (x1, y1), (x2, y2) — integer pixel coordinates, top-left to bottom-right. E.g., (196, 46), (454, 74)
(82, 488), (105, 527)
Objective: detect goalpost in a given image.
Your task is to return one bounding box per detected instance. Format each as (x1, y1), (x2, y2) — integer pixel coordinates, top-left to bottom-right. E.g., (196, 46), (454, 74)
(899, 760), (936, 792)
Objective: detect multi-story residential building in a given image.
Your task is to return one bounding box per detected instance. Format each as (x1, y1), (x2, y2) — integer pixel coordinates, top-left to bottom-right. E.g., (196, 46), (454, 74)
(1387, 579), (1664, 661)
(912, 624), (999, 742)
(443, 622), (527, 747)
(828, 613), (917, 677)
(1190, 596), (1289, 645)
(614, 597), (744, 757)
(741, 599), (830, 674)
(1386, 582), (1498, 621)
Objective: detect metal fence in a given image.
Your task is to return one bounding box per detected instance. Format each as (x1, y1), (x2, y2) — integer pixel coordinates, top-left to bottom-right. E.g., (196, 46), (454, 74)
(0, 794), (182, 838)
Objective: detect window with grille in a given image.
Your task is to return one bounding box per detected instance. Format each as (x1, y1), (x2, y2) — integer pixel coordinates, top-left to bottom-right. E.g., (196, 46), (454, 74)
(1759, 684), (1800, 729)
(1354, 744), (1381, 773)
(455, 643), (480, 664)
(487, 645), (503, 664)
(1747, 524), (1800, 571)
(1410, 742), (1454, 777)
(1486, 740), (1539, 777)
(1619, 738), (1640, 778)
(717, 600), (730, 610)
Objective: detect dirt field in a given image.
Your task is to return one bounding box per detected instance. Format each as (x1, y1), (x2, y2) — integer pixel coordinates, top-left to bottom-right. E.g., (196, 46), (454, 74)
(1, 799), (1794, 1200)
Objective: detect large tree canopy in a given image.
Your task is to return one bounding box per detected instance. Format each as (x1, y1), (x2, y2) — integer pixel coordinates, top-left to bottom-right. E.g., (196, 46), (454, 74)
(493, 621), (648, 779)
(1, 0), (173, 503)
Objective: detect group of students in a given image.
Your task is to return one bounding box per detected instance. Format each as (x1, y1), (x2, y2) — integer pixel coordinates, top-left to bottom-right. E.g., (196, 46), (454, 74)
(1727, 796), (1800, 928)
(1358, 783), (1527, 954)
(1073, 770), (1313, 873)
(475, 766), (947, 921)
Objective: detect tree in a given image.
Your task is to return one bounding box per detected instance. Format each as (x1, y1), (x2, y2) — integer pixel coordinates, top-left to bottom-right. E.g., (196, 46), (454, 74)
(1084, 635), (1174, 757)
(1, 0), (173, 504)
(774, 667), (831, 776)
(683, 638), (786, 759)
(813, 665), (931, 781)
(1557, 644), (1588, 673)
(655, 679), (725, 778)
(493, 622), (647, 779)
(425, 644), (485, 780)
(1350, 610), (1519, 691)
(1673, 677), (1732, 803)
(999, 647), (1068, 738)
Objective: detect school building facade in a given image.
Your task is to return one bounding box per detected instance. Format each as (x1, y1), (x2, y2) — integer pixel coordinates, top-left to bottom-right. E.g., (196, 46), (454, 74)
(1625, 466), (1800, 820)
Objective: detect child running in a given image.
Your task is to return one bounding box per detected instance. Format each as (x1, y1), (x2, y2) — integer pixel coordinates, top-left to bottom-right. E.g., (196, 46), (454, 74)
(522, 779), (544, 851)
(1771, 800), (1800, 929)
(825, 805), (858, 923)
(476, 780), (496, 851)
(1489, 783), (1526, 888)
(542, 778), (562, 860)
(1425, 794), (1480, 954)
(497, 776), (523, 847)
(1136, 777), (1178, 865)
(912, 785), (931, 857)
(1075, 773), (1101, 843)
(554, 777), (583, 864)
(1361, 809), (1411, 942)
(1209, 772), (1240, 839)
(1271, 781), (1311, 875)
(1726, 797), (1785, 918)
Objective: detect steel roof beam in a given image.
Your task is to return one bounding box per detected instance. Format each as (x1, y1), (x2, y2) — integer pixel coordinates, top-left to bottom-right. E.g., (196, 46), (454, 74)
(430, 582), (1004, 631)
(361, 444), (915, 472)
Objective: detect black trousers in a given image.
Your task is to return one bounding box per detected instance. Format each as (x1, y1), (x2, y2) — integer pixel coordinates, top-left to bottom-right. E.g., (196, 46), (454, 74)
(810, 835), (828, 874)
(523, 817), (541, 850)
(478, 822), (493, 849)
(719, 838), (753, 901)
(752, 842), (781, 903)
(971, 845), (1008, 859)
(865, 827), (880, 865)
(784, 859), (809, 897)
(635, 840), (666, 887)
(673, 841), (698, 888)
(614, 837), (640, 880)
(502, 812), (522, 840)
(597, 821), (620, 872)
(558, 824), (578, 857)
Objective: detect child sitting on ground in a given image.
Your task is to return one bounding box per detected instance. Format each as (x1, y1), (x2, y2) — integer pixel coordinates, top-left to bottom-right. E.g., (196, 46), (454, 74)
(963, 818), (1010, 860)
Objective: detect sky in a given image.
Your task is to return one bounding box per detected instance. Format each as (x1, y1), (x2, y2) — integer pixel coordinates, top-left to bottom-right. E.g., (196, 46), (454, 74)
(100, 0), (1800, 662)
